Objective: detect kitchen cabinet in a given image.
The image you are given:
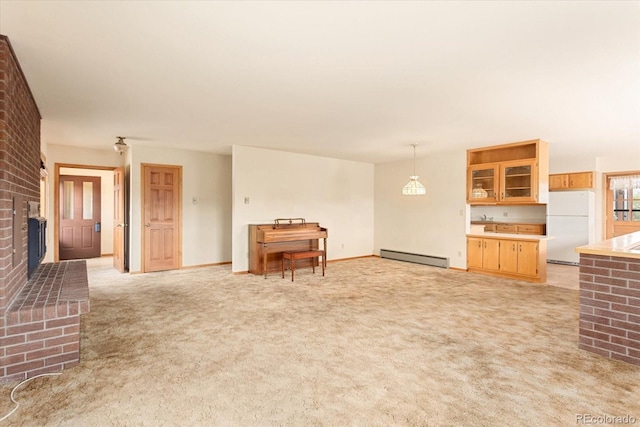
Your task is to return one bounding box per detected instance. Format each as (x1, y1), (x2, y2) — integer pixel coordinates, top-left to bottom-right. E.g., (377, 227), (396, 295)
(468, 164), (498, 203)
(467, 139), (548, 205)
(466, 235), (547, 283)
(549, 171), (594, 191)
(467, 237), (500, 271)
(499, 239), (539, 277)
(473, 222), (546, 235)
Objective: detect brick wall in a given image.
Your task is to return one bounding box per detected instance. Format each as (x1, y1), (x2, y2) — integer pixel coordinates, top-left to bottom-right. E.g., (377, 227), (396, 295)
(579, 253), (640, 366)
(0, 35), (42, 315)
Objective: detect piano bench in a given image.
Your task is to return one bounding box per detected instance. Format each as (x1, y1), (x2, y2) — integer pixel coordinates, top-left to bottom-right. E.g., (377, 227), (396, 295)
(281, 250), (325, 282)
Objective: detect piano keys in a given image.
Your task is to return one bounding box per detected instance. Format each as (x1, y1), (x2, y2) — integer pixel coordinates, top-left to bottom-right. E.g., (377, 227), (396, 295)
(249, 219), (328, 278)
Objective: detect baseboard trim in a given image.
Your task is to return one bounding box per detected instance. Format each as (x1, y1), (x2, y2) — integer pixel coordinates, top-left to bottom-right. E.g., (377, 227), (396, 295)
(327, 255), (376, 263)
(181, 261), (232, 270)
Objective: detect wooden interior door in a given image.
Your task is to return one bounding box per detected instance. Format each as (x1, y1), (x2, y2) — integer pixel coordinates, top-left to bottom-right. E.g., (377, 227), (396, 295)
(59, 175), (101, 260)
(142, 164), (181, 272)
(113, 167), (126, 273)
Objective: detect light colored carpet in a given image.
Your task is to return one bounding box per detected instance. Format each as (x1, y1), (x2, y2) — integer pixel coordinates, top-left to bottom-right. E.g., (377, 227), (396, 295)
(1, 257), (638, 426)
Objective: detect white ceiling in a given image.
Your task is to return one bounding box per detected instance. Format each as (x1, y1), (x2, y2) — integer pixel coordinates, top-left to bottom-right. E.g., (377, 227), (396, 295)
(0, 1), (638, 164)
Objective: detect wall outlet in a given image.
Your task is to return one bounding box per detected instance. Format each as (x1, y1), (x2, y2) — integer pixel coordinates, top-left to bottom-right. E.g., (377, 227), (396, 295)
(458, 251), (462, 257)
(244, 197), (250, 204)
(503, 212), (508, 217)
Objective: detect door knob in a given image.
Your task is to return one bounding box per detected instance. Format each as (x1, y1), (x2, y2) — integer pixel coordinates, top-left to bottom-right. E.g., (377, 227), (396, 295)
(145, 223), (151, 227)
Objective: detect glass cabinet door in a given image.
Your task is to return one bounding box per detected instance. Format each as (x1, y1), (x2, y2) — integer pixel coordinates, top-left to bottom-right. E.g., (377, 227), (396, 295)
(500, 160), (536, 202)
(468, 165), (498, 203)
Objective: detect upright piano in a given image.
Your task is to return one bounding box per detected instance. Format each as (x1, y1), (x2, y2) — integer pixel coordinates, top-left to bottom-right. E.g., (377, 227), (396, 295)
(249, 219), (328, 278)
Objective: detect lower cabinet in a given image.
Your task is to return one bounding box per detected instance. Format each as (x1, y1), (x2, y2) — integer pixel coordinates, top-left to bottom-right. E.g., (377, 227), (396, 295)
(467, 236), (546, 283)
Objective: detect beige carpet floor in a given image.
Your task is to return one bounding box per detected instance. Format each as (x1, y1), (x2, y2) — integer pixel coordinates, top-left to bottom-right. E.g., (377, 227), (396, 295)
(1, 257), (638, 426)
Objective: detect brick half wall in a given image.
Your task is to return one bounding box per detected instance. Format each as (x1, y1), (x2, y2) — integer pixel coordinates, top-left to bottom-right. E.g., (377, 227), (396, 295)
(578, 253), (640, 366)
(1, 261), (89, 382)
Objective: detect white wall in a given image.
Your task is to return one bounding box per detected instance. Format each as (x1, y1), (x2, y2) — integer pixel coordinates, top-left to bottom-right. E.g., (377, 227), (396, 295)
(469, 205), (547, 223)
(60, 167), (114, 255)
(232, 145), (374, 273)
(374, 149), (468, 269)
(43, 144), (124, 262)
(128, 145), (232, 273)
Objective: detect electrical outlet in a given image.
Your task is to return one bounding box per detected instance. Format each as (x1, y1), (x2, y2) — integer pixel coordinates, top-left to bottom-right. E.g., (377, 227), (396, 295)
(458, 251), (462, 257)
(503, 212), (508, 217)
(244, 197), (250, 204)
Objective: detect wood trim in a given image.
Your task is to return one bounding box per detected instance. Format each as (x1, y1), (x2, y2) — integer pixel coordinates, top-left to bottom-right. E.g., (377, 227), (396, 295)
(181, 261), (232, 270)
(603, 170), (640, 239)
(327, 255), (376, 263)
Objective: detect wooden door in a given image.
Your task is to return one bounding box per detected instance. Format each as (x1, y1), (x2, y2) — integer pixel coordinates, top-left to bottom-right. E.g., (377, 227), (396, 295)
(499, 240), (518, 274)
(549, 174), (568, 191)
(568, 172), (593, 189)
(482, 239), (500, 271)
(113, 167), (126, 273)
(466, 237), (483, 269)
(499, 160), (537, 203)
(606, 173), (640, 238)
(517, 241), (538, 277)
(468, 164), (498, 203)
(142, 164), (181, 272)
(59, 175), (101, 260)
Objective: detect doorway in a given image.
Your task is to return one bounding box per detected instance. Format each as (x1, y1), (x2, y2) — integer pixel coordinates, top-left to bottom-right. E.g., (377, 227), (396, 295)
(54, 164), (127, 271)
(604, 171), (640, 238)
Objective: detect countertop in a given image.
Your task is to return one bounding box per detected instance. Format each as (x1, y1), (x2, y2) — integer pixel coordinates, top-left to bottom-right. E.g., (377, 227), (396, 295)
(466, 231), (553, 241)
(575, 231), (640, 259)
(470, 220), (546, 225)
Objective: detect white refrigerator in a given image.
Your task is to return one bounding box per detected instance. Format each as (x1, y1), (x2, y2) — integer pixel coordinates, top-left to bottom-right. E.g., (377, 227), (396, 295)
(546, 191), (595, 265)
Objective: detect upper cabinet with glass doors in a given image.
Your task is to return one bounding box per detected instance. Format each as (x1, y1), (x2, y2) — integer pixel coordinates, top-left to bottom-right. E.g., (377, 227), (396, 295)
(466, 140), (549, 205)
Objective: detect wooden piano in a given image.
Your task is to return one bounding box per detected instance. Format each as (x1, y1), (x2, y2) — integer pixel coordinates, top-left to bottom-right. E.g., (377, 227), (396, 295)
(249, 218), (328, 278)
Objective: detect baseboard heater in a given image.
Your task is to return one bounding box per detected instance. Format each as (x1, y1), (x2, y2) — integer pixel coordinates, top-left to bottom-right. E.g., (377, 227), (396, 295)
(380, 249), (449, 268)
(547, 259), (579, 267)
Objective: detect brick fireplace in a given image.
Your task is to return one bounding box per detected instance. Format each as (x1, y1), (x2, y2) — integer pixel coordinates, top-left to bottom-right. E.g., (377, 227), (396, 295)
(1, 35), (90, 382)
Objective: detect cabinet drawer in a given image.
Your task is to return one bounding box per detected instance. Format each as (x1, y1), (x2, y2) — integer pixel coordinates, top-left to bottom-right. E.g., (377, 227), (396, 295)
(516, 224), (544, 235)
(496, 224), (517, 233)
(484, 224), (497, 232)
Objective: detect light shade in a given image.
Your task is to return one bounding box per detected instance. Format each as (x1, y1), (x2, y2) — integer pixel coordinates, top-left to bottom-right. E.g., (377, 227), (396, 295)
(402, 176), (426, 195)
(402, 143), (426, 196)
(113, 136), (128, 155)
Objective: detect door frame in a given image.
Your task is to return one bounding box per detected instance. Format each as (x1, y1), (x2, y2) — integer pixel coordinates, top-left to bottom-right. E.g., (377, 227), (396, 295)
(140, 163), (183, 273)
(53, 163), (120, 262)
(602, 170), (640, 239)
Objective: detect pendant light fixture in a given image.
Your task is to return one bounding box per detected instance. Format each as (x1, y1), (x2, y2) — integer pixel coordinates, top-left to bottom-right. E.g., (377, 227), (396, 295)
(402, 143), (426, 196)
(113, 136), (128, 155)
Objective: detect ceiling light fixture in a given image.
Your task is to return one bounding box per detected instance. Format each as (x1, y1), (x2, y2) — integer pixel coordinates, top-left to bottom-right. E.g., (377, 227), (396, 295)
(113, 136), (128, 155)
(402, 144), (426, 196)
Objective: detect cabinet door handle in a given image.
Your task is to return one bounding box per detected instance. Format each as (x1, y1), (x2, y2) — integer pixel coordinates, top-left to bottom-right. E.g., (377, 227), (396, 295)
(519, 244), (522, 252)
(513, 243), (516, 251)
